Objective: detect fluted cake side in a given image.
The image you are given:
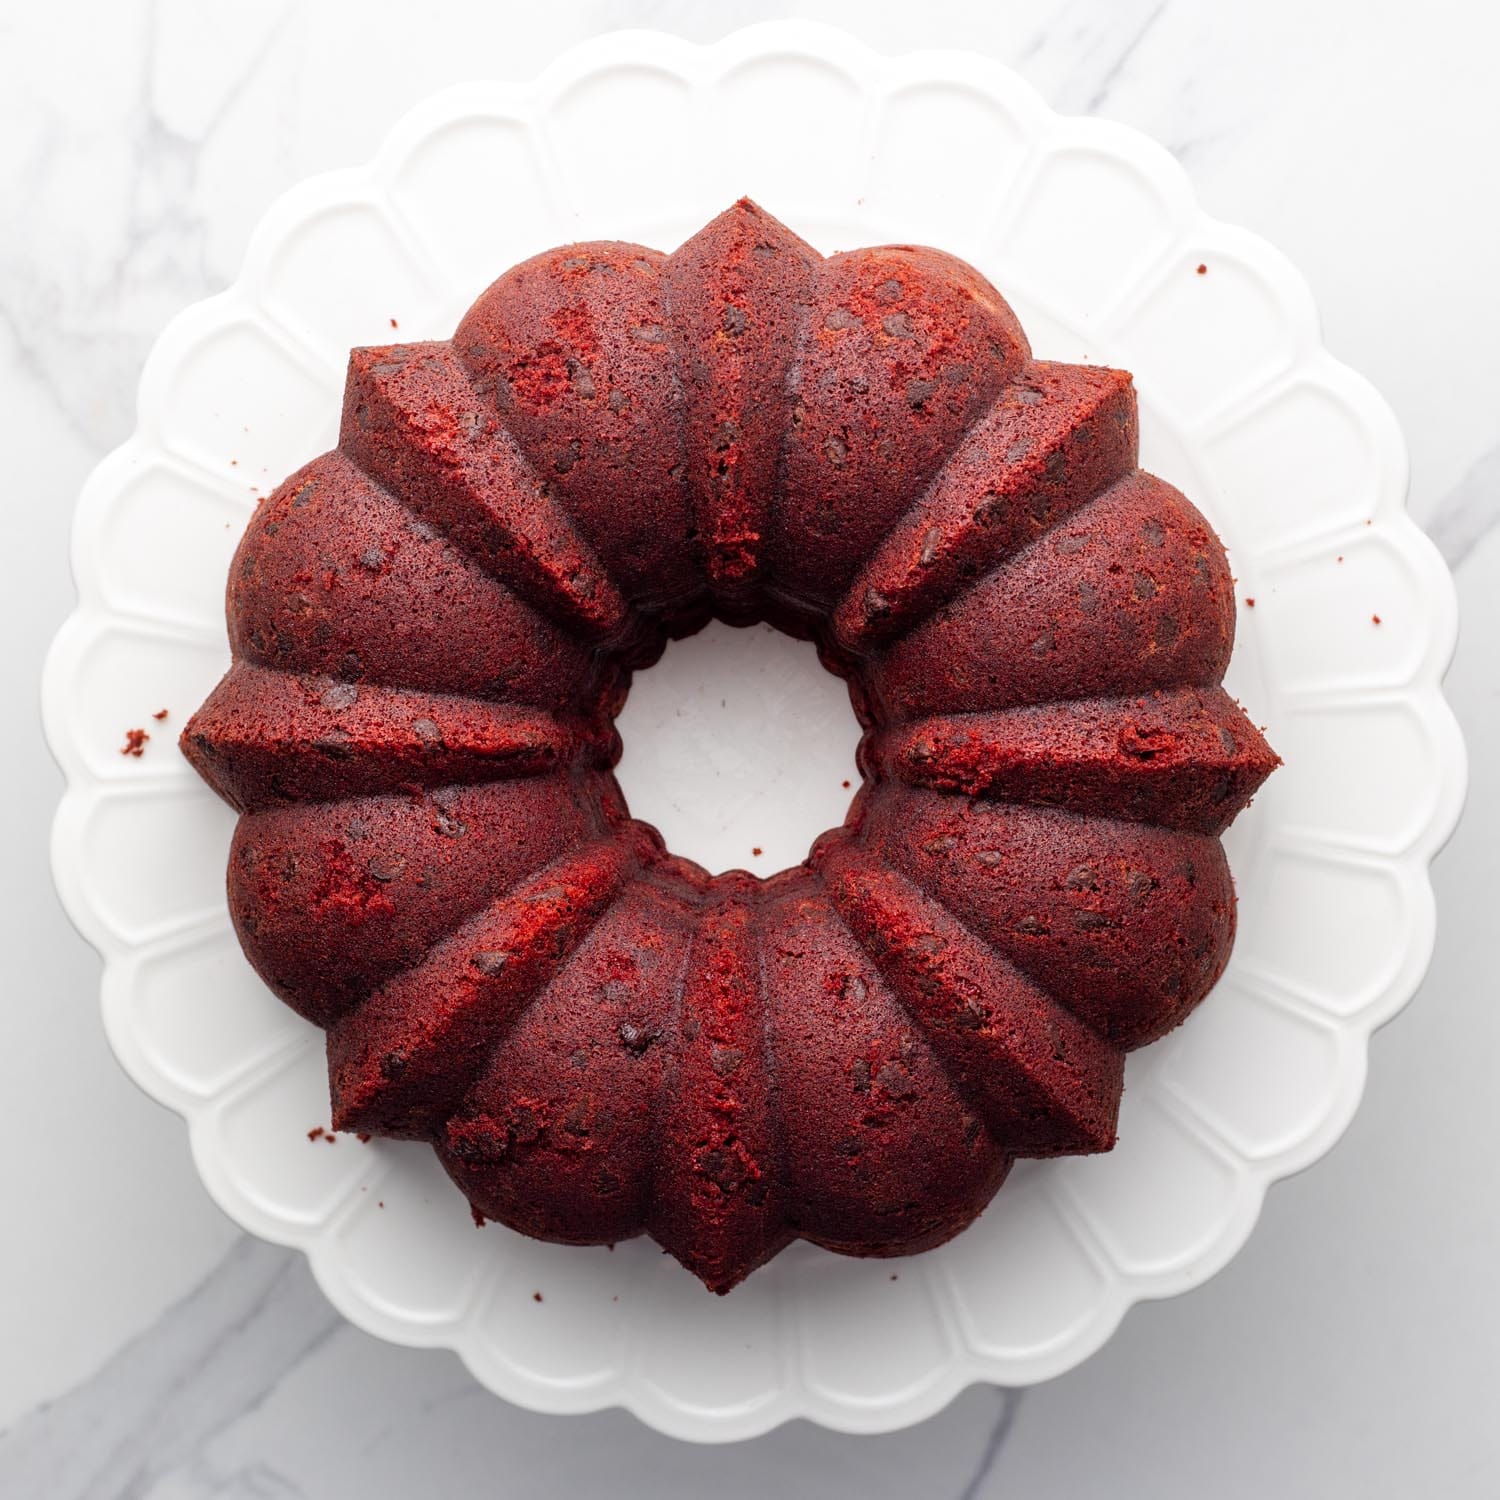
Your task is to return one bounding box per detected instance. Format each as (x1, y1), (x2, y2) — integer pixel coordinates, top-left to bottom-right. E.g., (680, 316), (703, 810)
(183, 200), (1278, 1293)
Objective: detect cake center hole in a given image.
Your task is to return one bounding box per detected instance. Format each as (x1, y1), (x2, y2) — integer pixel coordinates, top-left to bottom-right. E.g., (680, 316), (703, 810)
(613, 621), (862, 876)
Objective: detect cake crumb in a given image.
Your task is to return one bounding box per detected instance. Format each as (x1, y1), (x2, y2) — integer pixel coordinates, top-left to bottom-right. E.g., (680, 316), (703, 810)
(1372, 614), (1382, 625)
(1195, 263), (1207, 275)
(307, 1126), (326, 1142)
(152, 708), (169, 721)
(121, 728), (149, 757)
(356, 1131), (371, 1143)
(390, 317), (399, 329)
(378, 1200), (385, 1209)
(842, 779), (851, 789)
(471, 1206), (486, 1228)
(532, 1291), (543, 1303)
(1337, 555), (1344, 563)
(889, 1273), (899, 1281)
(752, 846), (763, 857)
(1244, 598), (1255, 608)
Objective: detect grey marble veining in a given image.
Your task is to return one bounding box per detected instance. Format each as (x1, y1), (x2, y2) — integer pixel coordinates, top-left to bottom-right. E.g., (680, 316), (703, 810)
(0, 1241), (339, 1500)
(0, 1235), (1018, 1499)
(1427, 440), (1500, 570)
(5, 1), (1498, 1494)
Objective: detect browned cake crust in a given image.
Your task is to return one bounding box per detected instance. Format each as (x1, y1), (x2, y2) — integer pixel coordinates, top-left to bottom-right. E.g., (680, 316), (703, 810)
(183, 201), (1278, 1293)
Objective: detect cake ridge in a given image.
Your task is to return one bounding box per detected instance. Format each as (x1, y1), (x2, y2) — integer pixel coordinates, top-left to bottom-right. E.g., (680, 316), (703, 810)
(859, 784), (1237, 1049)
(633, 897), (701, 1254)
(437, 871), (705, 1256)
(764, 239), (1030, 622)
(653, 247), (702, 607)
(328, 831), (643, 1137)
(185, 662), (616, 812)
(862, 469), (1239, 728)
(220, 446), (625, 711)
(816, 840), (1122, 1154)
(763, 232), (822, 632)
(340, 436), (634, 650)
(877, 687), (1278, 836)
(829, 361), (1139, 659)
(340, 343), (649, 653)
(748, 888), (791, 1267)
(648, 882), (788, 1291)
(225, 772), (615, 1027)
(453, 242), (702, 621)
(662, 198), (822, 622)
(754, 873), (1014, 1261)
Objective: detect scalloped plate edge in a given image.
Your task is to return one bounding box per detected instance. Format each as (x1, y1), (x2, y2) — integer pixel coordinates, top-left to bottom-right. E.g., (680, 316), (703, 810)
(42, 21), (1467, 1441)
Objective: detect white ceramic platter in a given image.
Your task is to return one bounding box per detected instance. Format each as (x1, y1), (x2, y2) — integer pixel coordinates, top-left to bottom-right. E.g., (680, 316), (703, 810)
(43, 21), (1465, 1442)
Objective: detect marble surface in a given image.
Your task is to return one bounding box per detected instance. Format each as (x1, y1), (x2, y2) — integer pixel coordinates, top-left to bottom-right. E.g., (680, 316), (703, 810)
(4, 0), (1495, 1493)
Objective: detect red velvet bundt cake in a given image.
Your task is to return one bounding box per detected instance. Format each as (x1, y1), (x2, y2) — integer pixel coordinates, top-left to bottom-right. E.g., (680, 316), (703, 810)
(184, 200), (1278, 1293)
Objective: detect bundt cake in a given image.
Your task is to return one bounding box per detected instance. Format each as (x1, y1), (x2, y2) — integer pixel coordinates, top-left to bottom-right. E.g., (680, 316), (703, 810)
(183, 200), (1278, 1293)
